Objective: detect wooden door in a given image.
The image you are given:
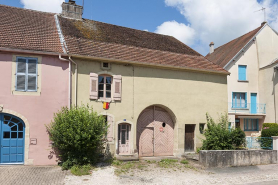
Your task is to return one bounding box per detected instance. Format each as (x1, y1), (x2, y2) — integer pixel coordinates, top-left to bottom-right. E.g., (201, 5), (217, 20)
(118, 124), (130, 155)
(184, 124), (195, 152)
(139, 127), (154, 156)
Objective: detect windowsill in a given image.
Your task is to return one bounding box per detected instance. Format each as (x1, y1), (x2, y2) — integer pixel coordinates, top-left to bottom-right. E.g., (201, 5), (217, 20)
(231, 107), (249, 110)
(12, 90), (40, 96)
(244, 130), (259, 132)
(238, 80), (249, 82)
(96, 98), (114, 103)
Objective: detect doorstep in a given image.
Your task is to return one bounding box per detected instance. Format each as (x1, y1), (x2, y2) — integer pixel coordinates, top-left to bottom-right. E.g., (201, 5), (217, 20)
(115, 153), (139, 161)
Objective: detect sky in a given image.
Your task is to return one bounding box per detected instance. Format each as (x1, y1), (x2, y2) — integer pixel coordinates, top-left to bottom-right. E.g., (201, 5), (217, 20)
(1, 0), (278, 56)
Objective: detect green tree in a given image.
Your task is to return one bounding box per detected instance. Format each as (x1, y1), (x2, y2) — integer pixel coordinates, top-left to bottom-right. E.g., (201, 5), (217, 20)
(201, 113), (246, 150)
(46, 105), (107, 169)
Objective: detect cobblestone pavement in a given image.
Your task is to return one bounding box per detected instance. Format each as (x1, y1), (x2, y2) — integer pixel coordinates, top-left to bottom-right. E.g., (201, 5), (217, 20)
(0, 166), (66, 185)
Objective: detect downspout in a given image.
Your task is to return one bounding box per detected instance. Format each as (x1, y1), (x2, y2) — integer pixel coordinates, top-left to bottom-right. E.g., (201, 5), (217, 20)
(59, 54), (71, 108)
(69, 56), (78, 106)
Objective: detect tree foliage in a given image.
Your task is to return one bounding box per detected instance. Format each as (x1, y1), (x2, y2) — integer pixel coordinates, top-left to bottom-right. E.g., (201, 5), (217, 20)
(46, 105), (107, 169)
(201, 113), (246, 150)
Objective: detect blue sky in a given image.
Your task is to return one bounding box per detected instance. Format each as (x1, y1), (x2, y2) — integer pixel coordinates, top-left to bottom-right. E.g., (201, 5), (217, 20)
(1, 0), (278, 55)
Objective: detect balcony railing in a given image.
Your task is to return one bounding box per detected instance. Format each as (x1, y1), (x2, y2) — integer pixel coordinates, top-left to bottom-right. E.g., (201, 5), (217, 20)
(228, 102), (266, 114)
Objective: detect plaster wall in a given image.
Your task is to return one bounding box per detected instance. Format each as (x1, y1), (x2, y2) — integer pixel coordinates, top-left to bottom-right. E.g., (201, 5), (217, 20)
(256, 25), (278, 68)
(259, 65), (278, 123)
(72, 58), (228, 156)
(226, 41), (260, 107)
(0, 52), (69, 165)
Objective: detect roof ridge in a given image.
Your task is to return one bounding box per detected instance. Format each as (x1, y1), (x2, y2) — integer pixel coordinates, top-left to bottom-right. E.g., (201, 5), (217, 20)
(213, 25), (263, 52)
(0, 4), (55, 15)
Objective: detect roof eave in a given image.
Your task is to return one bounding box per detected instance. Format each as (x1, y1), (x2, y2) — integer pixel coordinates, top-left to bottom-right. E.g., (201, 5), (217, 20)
(0, 47), (66, 56)
(223, 24), (267, 69)
(70, 53), (229, 75)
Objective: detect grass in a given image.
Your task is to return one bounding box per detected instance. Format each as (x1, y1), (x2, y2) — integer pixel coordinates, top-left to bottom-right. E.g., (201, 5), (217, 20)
(70, 164), (92, 176)
(180, 159), (189, 164)
(158, 159), (178, 168)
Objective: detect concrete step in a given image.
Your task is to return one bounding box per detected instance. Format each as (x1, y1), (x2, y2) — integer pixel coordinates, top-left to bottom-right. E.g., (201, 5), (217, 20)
(182, 152), (199, 161)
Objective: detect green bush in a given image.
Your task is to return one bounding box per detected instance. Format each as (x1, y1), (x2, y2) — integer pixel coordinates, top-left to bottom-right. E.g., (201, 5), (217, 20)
(262, 123), (278, 128)
(201, 113), (246, 150)
(261, 127), (278, 137)
(46, 105), (107, 170)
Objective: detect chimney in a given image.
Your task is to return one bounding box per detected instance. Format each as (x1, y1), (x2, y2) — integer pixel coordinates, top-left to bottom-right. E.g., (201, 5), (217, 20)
(261, 21), (267, 26)
(209, 42), (214, 54)
(61, 0), (83, 19)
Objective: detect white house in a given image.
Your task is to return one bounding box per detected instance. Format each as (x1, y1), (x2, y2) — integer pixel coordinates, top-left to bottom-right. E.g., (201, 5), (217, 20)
(206, 22), (278, 136)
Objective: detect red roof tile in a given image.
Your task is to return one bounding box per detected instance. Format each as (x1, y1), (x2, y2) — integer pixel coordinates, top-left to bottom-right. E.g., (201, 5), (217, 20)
(59, 16), (228, 74)
(0, 5), (63, 53)
(205, 25), (264, 68)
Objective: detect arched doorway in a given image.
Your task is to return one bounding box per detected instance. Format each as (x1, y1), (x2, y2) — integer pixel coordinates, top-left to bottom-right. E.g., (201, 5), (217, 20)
(137, 106), (175, 157)
(0, 113), (25, 164)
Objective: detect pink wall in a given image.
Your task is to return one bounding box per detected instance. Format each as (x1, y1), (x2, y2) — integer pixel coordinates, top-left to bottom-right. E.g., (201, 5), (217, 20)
(0, 52), (69, 165)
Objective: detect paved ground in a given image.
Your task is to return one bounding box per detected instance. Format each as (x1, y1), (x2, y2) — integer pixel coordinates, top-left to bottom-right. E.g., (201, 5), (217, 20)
(2, 164), (278, 185)
(0, 165), (66, 185)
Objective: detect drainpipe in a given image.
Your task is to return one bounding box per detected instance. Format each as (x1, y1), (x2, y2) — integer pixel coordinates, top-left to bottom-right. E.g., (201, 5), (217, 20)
(69, 56), (78, 107)
(59, 55), (71, 108)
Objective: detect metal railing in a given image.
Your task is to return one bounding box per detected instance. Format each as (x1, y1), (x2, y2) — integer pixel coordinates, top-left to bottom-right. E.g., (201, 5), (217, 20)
(246, 137), (273, 150)
(228, 102), (266, 114)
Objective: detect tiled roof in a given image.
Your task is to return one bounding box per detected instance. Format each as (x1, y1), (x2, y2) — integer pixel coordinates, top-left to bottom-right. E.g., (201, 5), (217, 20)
(205, 25), (264, 68)
(59, 16), (228, 74)
(0, 5), (63, 53)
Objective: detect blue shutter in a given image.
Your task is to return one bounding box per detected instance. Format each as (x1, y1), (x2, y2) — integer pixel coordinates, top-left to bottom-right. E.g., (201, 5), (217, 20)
(238, 65), (247, 81)
(256, 119), (259, 131)
(244, 119), (246, 131)
(245, 92), (247, 108)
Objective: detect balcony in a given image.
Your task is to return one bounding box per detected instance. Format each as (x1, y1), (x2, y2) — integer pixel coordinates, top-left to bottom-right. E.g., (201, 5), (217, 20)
(228, 102), (266, 114)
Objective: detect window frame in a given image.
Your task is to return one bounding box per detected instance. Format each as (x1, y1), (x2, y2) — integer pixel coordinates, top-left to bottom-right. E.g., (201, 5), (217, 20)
(15, 57), (38, 92)
(232, 92), (247, 108)
(98, 74), (112, 99)
(238, 65), (247, 81)
(199, 123), (205, 134)
(244, 119), (259, 131)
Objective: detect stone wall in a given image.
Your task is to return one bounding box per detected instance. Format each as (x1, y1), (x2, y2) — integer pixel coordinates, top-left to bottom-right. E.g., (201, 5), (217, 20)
(200, 150), (277, 168)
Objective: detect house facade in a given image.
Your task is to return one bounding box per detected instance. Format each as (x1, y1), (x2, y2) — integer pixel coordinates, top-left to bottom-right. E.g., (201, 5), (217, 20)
(0, 1), (229, 165)
(58, 2), (229, 158)
(0, 5), (70, 165)
(206, 22), (278, 136)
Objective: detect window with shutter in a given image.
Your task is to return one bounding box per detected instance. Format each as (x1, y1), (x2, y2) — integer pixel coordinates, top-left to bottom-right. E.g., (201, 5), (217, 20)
(238, 65), (247, 81)
(89, 73), (98, 100)
(15, 57), (38, 92)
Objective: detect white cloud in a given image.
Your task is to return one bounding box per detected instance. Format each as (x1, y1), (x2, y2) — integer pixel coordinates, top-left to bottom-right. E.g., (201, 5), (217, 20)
(155, 21), (196, 46)
(144, 29), (149, 32)
(20, 0), (65, 13)
(162, 0), (278, 55)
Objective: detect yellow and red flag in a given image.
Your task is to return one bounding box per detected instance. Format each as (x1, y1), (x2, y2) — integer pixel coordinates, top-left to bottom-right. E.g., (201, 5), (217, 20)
(103, 102), (110, 110)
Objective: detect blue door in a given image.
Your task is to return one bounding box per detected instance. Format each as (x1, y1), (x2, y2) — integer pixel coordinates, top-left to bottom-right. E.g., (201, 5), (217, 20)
(0, 114), (25, 164)
(251, 93), (257, 114)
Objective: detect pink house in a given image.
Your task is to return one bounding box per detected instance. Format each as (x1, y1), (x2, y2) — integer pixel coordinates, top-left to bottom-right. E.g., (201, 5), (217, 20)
(0, 5), (70, 165)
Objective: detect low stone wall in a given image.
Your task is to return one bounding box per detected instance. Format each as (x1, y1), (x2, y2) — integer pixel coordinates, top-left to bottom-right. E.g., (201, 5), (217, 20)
(200, 150), (277, 168)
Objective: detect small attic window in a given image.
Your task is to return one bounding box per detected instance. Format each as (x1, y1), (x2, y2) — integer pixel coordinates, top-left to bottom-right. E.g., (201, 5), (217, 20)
(101, 62), (111, 70)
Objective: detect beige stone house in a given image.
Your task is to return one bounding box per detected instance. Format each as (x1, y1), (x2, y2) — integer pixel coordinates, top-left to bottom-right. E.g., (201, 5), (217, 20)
(206, 22), (278, 137)
(56, 1), (228, 158)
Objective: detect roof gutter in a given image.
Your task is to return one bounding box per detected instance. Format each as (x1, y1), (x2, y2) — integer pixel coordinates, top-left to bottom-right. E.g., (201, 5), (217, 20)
(70, 54), (229, 75)
(0, 47), (66, 56)
(223, 23), (268, 69)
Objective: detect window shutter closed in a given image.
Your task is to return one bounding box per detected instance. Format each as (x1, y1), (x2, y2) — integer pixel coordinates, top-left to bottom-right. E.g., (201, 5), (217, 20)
(107, 115), (114, 142)
(113, 75), (122, 101)
(89, 73), (98, 100)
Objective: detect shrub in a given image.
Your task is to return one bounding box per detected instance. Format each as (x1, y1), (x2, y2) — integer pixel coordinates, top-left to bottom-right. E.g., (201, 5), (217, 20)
(201, 113), (246, 150)
(261, 127), (278, 137)
(262, 123), (278, 128)
(46, 105), (107, 170)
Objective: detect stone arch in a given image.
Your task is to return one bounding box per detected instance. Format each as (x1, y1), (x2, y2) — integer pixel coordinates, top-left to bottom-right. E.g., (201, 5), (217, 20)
(1, 109), (32, 165)
(137, 105), (176, 157)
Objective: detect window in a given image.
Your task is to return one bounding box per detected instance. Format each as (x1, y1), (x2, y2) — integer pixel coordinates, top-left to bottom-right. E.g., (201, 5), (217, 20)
(199, 123), (205, 134)
(238, 65), (247, 81)
(16, 57), (38, 92)
(244, 119), (259, 131)
(232, 92), (247, 108)
(101, 62), (111, 70)
(228, 122), (232, 131)
(98, 75), (112, 99)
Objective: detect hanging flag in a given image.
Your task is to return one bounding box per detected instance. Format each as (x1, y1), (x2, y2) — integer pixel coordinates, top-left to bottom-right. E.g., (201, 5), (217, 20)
(103, 102), (110, 110)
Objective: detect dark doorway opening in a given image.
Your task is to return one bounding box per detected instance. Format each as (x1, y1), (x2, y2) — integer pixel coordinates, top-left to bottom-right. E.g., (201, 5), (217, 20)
(184, 124), (195, 152)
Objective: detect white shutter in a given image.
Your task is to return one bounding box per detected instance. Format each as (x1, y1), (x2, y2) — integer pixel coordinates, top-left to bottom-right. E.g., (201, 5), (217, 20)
(16, 58), (27, 91)
(113, 75), (122, 101)
(90, 73), (98, 100)
(107, 115), (114, 142)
